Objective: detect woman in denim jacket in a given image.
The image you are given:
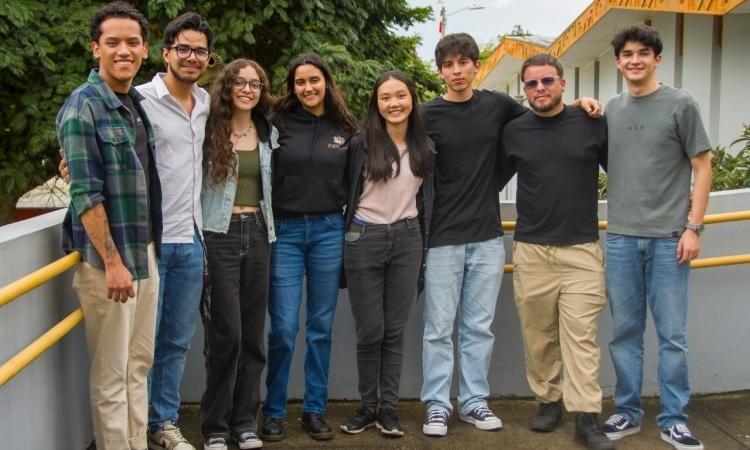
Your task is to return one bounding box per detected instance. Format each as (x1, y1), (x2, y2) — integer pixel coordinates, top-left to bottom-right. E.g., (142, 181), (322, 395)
(199, 59), (278, 450)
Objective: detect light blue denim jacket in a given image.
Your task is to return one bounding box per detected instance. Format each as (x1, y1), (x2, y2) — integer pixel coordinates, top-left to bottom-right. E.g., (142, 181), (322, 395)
(201, 124), (278, 243)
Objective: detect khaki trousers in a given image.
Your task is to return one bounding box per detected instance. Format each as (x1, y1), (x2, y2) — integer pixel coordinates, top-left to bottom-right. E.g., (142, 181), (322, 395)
(512, 241), (606, 413)
(73, 244), (159, 450)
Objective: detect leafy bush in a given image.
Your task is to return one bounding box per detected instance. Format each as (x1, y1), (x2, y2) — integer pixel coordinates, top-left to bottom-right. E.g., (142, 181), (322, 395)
(711, 124), (750, 191)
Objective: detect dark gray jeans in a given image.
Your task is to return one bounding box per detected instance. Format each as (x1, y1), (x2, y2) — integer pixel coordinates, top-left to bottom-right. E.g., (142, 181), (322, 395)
(201, 212), (270, 438)
(344, 217), (423, 409)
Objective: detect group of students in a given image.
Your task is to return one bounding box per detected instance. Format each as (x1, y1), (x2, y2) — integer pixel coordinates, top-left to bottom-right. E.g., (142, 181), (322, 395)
(57, 2), (711, 450)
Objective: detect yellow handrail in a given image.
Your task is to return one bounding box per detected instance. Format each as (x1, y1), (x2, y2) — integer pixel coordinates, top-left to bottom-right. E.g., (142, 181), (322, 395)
(501, 210), (750, 230)
(503, 253), (750, 273)
(690, 253), (750, 269)
(0, 308), (84, 387)
(0, 252), (80, 307)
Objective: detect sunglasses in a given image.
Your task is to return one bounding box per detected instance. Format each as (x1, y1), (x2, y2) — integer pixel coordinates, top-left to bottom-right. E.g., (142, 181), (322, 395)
(523, 76), (561, 90)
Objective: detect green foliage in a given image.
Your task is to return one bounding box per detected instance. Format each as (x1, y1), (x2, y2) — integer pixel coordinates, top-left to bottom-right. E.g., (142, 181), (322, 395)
(598, 172), (607, 200)
(0, 0), (441, 224)
(711, 124), (750, 191)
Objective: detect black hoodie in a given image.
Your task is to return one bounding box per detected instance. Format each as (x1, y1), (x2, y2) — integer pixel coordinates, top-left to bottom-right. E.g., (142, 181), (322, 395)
(271, 105), (352, 216)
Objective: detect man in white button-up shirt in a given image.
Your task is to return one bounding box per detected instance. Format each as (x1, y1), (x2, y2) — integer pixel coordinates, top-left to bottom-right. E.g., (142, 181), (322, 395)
(136, 12), (212, 450)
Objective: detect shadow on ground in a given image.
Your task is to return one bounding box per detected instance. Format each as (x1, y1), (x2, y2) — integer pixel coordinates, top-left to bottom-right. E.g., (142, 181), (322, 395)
(178, 392), (750, 449)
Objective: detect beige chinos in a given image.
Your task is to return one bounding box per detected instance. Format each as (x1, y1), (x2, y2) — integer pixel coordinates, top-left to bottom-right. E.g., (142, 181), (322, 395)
(73, 243), (159, 450)
(512, 241), (606, 413)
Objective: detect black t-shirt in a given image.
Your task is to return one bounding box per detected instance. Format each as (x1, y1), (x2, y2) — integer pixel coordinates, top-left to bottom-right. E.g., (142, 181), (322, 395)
(501, 106), (607, 245)
(271, 105), (352, 216)
(423, 89), (526, 248)
(117, 92), (152, 241)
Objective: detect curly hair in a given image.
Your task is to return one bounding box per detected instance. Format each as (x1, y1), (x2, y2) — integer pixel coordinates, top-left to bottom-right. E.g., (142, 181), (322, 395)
(611, 24), (663, 57)
(204, 59), (272, 185)
(274, 52), (358, 134)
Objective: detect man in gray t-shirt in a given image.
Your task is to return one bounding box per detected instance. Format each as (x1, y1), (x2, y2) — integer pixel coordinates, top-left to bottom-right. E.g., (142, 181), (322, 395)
(600, 25), (712, 450)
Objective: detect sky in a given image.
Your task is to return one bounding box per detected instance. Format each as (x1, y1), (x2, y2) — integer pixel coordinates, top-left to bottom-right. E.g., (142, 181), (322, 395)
(404, 0), (594, 62)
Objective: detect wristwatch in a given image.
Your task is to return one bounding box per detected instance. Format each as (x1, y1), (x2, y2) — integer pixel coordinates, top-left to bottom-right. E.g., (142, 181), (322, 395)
(684, 223), (704, 235)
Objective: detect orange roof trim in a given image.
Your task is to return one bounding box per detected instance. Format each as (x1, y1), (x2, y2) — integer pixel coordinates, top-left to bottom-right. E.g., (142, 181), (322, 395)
(477, 0), (746, 85)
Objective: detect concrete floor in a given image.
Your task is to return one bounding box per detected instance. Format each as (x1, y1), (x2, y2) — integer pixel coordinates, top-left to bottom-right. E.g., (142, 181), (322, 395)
(178, 391), (750, 449)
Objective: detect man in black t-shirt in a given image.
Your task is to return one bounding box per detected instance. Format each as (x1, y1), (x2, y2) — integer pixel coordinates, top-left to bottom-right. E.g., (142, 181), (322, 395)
(501, 54), (613, 450)
(420, 34), (525, 438)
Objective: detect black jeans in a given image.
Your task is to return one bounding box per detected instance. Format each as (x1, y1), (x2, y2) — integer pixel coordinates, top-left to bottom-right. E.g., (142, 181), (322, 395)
(201, 212), (270, 438)
(343, 217), (423, 409)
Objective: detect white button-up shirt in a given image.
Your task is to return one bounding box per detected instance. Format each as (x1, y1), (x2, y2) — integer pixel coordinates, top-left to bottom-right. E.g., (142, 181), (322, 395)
(137, 73), (209, 243)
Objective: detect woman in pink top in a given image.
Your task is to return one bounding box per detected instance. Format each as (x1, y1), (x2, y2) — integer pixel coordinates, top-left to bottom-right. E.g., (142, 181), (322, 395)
(340, 70), (434, 437)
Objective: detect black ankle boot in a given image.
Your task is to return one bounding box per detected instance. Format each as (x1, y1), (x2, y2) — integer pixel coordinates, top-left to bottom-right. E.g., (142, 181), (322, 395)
(301, 412), (333, 440)
(575, 413), (615, 450)
(531, 400), (563, 432)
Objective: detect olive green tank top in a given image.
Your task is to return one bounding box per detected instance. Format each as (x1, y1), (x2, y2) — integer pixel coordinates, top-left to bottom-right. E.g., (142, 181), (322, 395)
(234, 147), (261, 207)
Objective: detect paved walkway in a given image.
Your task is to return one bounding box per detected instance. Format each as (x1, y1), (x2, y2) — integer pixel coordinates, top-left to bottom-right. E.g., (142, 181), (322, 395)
(178, 391), (750, 449)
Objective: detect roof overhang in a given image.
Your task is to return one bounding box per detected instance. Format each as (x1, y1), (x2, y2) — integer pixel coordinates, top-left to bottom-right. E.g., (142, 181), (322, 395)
(477, 0), (747, 87)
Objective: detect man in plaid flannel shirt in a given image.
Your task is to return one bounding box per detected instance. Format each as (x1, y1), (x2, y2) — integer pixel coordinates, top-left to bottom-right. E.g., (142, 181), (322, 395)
(57, 2), (161, 449)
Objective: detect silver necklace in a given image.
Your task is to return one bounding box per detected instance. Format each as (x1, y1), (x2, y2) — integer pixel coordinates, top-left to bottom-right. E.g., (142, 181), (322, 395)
(232, 124), (255, 139)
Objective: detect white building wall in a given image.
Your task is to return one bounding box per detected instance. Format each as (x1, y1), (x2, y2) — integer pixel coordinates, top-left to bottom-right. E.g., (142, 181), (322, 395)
(562, 63), (575, 104)
(682, 14), (716, 143)
(579, 60), (596, 98)
(597, 47), (619, 103)
(719, 13), (750, 152)
(651, 13), (677, 87)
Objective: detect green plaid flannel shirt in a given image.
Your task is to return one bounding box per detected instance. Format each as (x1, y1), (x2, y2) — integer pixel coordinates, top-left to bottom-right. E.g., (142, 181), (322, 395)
(58, 69), (162, 279)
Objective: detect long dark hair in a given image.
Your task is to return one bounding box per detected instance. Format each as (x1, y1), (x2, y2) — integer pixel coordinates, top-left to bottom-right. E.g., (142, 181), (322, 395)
(274, 52), (358, 134)
(362, 70), (431, 182)
(204, 59), (272, 184)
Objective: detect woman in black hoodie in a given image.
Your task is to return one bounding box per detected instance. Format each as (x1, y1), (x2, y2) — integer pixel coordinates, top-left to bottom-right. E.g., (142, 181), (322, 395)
(339, 70), (434, 438)
(260, 53), (358, 442)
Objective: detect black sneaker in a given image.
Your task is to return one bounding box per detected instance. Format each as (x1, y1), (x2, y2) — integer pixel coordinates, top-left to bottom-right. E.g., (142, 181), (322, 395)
(575, 413), (615, 450)
(422, 409), (449, 437)
(661, 423), (704, 450)
(301, 412), (333, 440)
(340, 407), (376, 434)
(531, 400), (563, 432)
(376, 407), (404, 437)
(602, 414), (641, 440)
(459, 405), (502, 431)
(259, 417), (287, 442)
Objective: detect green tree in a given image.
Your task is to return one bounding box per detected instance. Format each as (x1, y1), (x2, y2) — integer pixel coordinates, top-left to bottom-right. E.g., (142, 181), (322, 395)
(0, 0), (441, 225)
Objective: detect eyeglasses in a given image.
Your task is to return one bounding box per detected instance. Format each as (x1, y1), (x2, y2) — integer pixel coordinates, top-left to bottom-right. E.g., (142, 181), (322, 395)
(169, 44), (210, 62)
(523, 76), (561, 90)
(233, 78), (264, 92)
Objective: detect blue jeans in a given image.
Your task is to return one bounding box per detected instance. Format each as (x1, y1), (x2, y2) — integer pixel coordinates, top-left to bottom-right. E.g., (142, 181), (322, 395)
(421, 237), (505, 415)
(606, 232), (691, 428)
(263, 213), (344, 418)
(149, 231), (204, 430)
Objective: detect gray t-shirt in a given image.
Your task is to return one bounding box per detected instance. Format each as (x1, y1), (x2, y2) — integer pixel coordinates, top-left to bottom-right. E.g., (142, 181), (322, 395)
(605, 84), (711, 237)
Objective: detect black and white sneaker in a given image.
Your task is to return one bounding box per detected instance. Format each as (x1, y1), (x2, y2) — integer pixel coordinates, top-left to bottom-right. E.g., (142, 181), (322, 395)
(340, 407), (376, 434)
(602, 414), (641, 440)
(459, 405), (502, 431)
(376, 408), (404, 437)
(661, 423), (704, 450)
(422, 409), (449, 436)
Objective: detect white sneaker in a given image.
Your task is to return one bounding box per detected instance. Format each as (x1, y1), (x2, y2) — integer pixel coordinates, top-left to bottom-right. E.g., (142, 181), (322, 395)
(148, 421), (195, 450)
(202, 436), (227, 450)
(237, 431), (263, 449)
(459, 405), (502, 431)
(423, 409), (449, 436)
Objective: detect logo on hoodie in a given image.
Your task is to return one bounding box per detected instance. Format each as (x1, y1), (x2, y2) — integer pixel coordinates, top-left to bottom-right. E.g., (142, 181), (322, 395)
(328, 135), (346, 151)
